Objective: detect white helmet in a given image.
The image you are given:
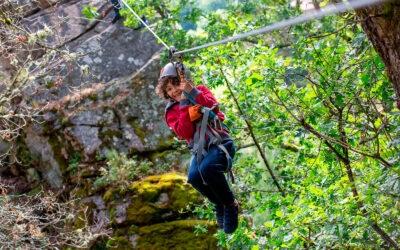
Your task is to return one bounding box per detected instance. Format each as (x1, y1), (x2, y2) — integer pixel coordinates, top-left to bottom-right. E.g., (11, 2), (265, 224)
(159, 62), (192, 80)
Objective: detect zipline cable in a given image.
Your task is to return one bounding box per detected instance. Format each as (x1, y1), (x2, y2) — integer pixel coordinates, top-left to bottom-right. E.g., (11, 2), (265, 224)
(119, 0), (388, 56)
(174, 0), (390, 55)
(119, 0), (170, 50)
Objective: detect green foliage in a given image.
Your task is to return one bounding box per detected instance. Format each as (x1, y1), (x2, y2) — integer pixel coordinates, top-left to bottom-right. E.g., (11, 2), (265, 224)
(67, 153), (82, 174)
(82, 5), (99, 19)
(93, 150), (153, 191)
(117, 0), (400, 248)
(198, 9), (399, 247)
(119, 0), (204, 62)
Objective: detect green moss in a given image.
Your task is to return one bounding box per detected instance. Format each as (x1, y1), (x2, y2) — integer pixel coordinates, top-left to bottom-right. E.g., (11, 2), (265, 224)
(119, 173), (201, 226)
(103, 190), (115, 203)
(26, 185), (43, 196)
(124, 200), (162, 225)
(131, 182), (159, 201)
(136, 220), (218, 250)
(150, 150), (168, 161)
(103, 187), (121, 203)
(61, 117), (71, 126)
(72, 187), (87, 199)
(114, 228), (129, 237)
(73, 199), (97, 230)
(383, 3), (393, 18)
(101, 128), (122, 139)
(128, 225), (139, 235)
(73, 211), (87, 230)
(88, 93), (99, 101)
(170, 183), (199, 209)
(89, 235), (109, 250)
(87, 183), (95, 196)
(109, 207), (116, 219)
(80, 170), (92, 178)
(46, 131), (69, 173)
(45, 81), (55, 89)
(128, 119), (146, 145)
(107, 236), (133, 250)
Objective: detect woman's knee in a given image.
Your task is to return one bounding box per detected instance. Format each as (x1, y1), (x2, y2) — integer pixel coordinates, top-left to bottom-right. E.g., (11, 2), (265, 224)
(223, 140), (235, 159)
(187, 171), (202, 186)
(200, 163), (219, 178)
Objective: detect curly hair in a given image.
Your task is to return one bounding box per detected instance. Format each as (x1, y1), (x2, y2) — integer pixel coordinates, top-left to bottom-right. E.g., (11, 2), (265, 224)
(156, 76), (181, 100)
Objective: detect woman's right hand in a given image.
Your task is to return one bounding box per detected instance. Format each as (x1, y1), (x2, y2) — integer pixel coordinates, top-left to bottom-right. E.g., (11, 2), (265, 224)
(181, 79), (194, 94)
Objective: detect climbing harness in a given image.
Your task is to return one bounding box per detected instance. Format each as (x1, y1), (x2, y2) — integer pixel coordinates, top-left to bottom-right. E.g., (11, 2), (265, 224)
(172, 58), (234, 186)
(190, 104), (235, 186)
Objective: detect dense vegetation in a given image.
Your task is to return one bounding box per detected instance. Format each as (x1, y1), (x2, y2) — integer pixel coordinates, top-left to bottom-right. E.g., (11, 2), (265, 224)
(119, 0), (400, 248)
(1, 0), (398, 248)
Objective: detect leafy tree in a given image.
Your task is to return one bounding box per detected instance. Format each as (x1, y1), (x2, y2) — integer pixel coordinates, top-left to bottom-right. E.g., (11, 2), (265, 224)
(117, 0), (400, 247)
(355, 2), (400, 109)
(192, 1), (400, 248)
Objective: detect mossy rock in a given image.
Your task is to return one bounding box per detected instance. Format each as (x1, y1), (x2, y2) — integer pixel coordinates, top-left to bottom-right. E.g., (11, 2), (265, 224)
(71, 179), (95, 199)
(129, 120), (146, 146)
(103, 187), (122, 203)
(72, 187), (87, 199)
(135, 220), (218, 250)
(73, 200), (97, 230)
(73, 209), (90, 230)
(114, 227), (129, 237)
(107, 236), (133, 250)
(111, 173), (201, 226)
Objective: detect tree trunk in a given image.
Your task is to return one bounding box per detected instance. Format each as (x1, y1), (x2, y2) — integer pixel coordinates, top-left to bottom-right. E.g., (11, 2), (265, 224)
(313, 0), (320, 10)
(354, 1), (400, 109)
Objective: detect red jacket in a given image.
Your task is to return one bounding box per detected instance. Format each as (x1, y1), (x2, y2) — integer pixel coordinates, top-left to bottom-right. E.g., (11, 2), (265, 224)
(165, 85), (226, 144)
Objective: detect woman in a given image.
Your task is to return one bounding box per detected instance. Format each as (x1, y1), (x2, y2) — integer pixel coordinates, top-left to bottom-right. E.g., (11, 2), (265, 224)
(155, 62), (238, 234)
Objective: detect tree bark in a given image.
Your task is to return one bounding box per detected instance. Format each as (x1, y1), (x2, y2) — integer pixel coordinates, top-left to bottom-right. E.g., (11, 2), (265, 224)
(354, 1), (400, 109)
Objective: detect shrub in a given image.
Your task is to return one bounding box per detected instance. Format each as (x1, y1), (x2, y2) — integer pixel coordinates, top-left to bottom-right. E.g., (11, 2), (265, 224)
(93, 150), (153, 191)
(0, 183), (108, 248)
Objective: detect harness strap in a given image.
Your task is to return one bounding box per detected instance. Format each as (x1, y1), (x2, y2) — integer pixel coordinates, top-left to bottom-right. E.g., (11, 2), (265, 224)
(206, 127), (222, 150)
(217, 144), (235, 184)
(196, 108), (211, 185)
(187, 100), (235, 186)
(192, 123), (200, 153)
(195, 119), (235, 185)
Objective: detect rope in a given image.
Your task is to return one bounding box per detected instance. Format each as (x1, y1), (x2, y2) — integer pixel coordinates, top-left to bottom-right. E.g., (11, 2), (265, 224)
(119, 0), (170, 50)
(174, 0), (389, 55)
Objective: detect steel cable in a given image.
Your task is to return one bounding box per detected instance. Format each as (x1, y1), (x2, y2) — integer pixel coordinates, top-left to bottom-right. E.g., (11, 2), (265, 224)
(119, 0), (170, 50)
(119, 0), (389, 55)
(174, 0), (389, 55)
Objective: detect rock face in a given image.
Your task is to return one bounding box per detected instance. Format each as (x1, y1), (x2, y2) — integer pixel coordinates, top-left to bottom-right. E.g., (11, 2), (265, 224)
(16, 0), (176, 188)
(5, 1), (218, 248)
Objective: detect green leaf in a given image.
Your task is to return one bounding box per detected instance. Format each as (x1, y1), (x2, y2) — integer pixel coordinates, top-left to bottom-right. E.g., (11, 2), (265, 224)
(264, 221), (273, 228)
(82, 5), (99, 19)
(276, 210), (284, 217)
